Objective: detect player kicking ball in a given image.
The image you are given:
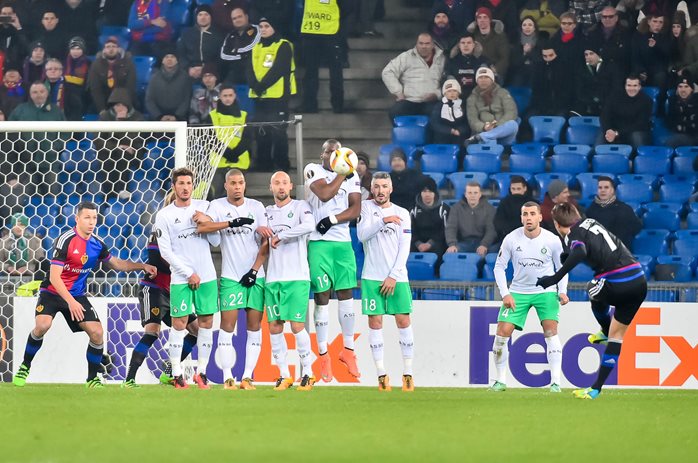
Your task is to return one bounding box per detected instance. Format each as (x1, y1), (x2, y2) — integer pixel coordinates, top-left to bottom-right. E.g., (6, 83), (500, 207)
(194, 169), (268, 390)
(261, 171), (316, 391)
(357, 172), (415, 392)
(537, 203), (648, 399)
(491, 202), (568, 393)
(155, 168), (219, 389)
(13, 201), (157, 388)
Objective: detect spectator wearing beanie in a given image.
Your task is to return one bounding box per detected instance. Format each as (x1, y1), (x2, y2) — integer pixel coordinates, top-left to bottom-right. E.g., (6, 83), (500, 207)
(467, 7), (509, 81)
(389, 148), (424, 211)
(87, 36), (137, 113)
(432, 0), (475, 32)
(146, 45), (192, 121)
(58, 0), (99, 54)
(189, 62), (222, 124)
(64, 36), (90, 121)
(466, 66), (519, 145)
(493, 175), (534, 241)
(128, 0), (173, 57)
(410, 175), (450, 257)
(541, 178), (580, 231)
(355, 151), (373, 200)
(430, 78), (470, 145)
(665, 74), (698, 147)
(573, 39), (623, 115)
(429, 6), (458, 52)
(22, 41), (47, 91)
(475, 0), (520, 43)
(177, 4), (225, 81)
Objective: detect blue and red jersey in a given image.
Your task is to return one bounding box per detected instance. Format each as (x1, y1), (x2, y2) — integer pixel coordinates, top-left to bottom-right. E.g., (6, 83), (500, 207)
(40, 229), (112, 297)
(139, 233), (171, 291)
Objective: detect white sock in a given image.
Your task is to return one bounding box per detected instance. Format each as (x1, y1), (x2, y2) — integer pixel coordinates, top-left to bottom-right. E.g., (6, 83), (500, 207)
(270, 332), (290, 378)
(294, 329), (313, 377)
(314, 303), (329, 354)
(493, 335), (509, 384)
(196, 327), (213, 374)
(242, 329), (262, 379)
(398, 326), (414, 375)
(546, 334), (563, 385)
(168, 328), (186, 377)
(217, 329), (234, 381)
(338, 299), (356, 350)
(369, 328), (386, 376)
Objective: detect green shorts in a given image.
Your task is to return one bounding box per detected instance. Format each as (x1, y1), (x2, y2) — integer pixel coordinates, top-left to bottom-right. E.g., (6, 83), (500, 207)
(170, 280), (219, 317)
(498, 291), (560, 330)
(264, 280), (310, 323)
(361, 279), (413, 316)
(219, 277), (265, 312)
(308, 240), (357, 293)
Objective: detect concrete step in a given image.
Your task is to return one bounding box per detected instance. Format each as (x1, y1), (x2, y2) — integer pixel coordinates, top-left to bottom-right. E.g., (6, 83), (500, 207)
(295, 111), (391, 128)
(316, 78), (390, 100)
(318, 67), (383, 80)
(317, 96), (393, 111)
(373, 19), (427, 39)
(349, 36), (415, 51)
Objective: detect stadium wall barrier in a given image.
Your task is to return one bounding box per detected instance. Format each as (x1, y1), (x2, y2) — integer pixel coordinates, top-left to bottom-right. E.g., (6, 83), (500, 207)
(10, 298), (698, 388)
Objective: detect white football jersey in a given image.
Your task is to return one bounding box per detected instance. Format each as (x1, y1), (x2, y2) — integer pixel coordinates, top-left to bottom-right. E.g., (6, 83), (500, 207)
(206, 197), (267, 280)
(494, 227), (568, 296)
(357, 200), (411, 282)
(304, 162), (361, 242)
(154, 200), (217, 285)
(265, 199), (315, 283)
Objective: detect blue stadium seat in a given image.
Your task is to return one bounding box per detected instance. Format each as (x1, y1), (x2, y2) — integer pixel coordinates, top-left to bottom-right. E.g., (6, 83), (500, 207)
(422, 144), (459, 157)
(659, 182), (694, 203)
(448, 172), (489, 198)
(99, 26), (131, 50)
(167, 0), (192, 31)
(652, 117), (672, 145)
(634, 254), (655, 279)
(510, 142), (548, 156)
(421, 154), (457, 174)
(133, 55), (155, 88)
(636, 145), (673, 158)
(565, 125), (601, 145)
(673, 230), (698, 257)
(529, 116), (566, 144)
(422, 172), (446, 188)
(552, 144), (592, 156)
(633, 229), (670, 255)
(672, 154), (698, 175)
(507, 86), (531, 113)
(440, 253), (480, 281)
(509, 153), (545, 173)
(592, 154), (630, 174)
(642, 86), (661, 114)
(482, 253), (513, 282)
(654, 255), (694, 282)
(568, 116), (601, 127)
(489, 199), (500, 207)
(662, 173), (698, 187)
(534, 173), (574, 200)
(422, 289), (464, 300)
(466, 143), (504, 156)
(393, 115), (429, 127)
(674, 146), (698, 157)
(634, 154), (671, 175)
(490, 172), (533, 197)
(643, 202), (681, 231)
(233, 85), (255, 116)
(550, 153), (588, 174)
(407, 253), (438, 280)
(443, 199), (459, 207)
(594, 144), (633, 156)
(464, 153), (501, 173)
(569, 263), (595, 282)
(618, 174), (656, 189)
(616, 182), (653, 203)
(687, 212), (698, 229)
(392, 126), (427, 146)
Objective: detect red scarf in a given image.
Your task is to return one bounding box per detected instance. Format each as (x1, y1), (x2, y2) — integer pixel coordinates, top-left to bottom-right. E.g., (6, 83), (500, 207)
(561, 31), (575, 43)
(489, 0), (502, 7)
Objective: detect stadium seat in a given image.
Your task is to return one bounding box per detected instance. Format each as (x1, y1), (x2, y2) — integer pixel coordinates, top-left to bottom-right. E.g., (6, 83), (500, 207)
(616, 182), (653, 203)
(508, 153), (545, 173)
(464, 153), (501, 173)
(422, 144), (459, 157)
(534, 173), (574, 200)
(466, 143), (504, 156)
(407, 253), (438, 280)
(233, 85), (254, 116)
(672, 154), (698, 175)
(674, 146), (698, 157)
(634, 154), (671, 175)
(592, 154), (630, 174)
(636, 145), (673, 158)
(529, 116), (566, 144)
(167, 0), (192, 31)
(392, 126), (427, 146)
(99, 26), (131, 50)
(440, 253), (480, 281)
(642, 86), (661, 113)
(662, 174), (698, 187)
(421, 154), (457, 174)
(443, 199), (459, 207)
(490, 172), (533, 197)
(506, 86), (531, 113)
(422, 172), (446, 188)
(489, 199), (500, 207)
(550, 154), (588, 174)
(552, 144), (592, 156)
(133, 55), (155, 88)
(634, 254), (655, 279)
(448, 172), (489, 198)
(654, 255), (694, 281)
(393, 115), (429, 127)
(632, 229), (670, 255)
(673, 230), (698, 257)
(618, 173), (656, 189)
(643, 202), (681, 231)
(569, 263), (595, 282)
(510, 142), (548, 156)
(594, 144), (633, 156)
(565, 125), (601, 145)
(481, 253), (512, 282)
(568, 116), (601, 127)
(652, 117), (672, 145)
(659, 182), (694, 203)
(687, 212), (698, 229)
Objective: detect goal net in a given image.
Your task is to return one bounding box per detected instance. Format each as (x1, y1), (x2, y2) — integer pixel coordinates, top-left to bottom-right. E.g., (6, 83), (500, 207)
(0, 121), (242, 383)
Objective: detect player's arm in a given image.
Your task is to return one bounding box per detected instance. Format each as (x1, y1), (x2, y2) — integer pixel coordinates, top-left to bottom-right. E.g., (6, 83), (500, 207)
(239, 240), (269, 287)
(105, 257), (157, 277)
(356, 203), (384, 242)
(551, 238), (570, 304)
(537, 240), (587, 289)
(383, 211), (411, 296)
(493, 238), (515, 308)
(196, 218), (255, 233)
(49, 264), (85, 322)
(155, 213), (196, 280)
(274, 203), (315, 246)
(308, 175), (345, 202)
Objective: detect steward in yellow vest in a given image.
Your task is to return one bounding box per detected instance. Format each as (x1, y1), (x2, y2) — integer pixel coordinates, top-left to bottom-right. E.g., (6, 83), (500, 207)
(247, 24), (296, 102)
(204, 84), (252, 171)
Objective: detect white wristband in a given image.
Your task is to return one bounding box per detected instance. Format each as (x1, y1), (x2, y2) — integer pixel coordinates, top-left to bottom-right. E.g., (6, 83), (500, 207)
(329, 215), (338, 225)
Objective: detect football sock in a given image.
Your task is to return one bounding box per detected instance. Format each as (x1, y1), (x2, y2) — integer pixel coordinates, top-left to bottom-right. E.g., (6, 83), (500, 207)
(592, 339), (622, 391)
(196, 327), (213, 374)
(243, 329), (262, 379)
(126, 332), (157, 381)
(169, 328), (186, 377)
(398, 326), (414, 376)
(493, 335), (509, 384)
(338, 299), (356, 350)
(591, 305), (612, 337)
(217, 329), (234, 381)
(545, 334), (563, 385)
(270, 333), (290, 378)
(86, 342), (104, 381)
(314, 303), (329, 354)
(22, 331), (44, 368)
(369, 328), (386, 376)
(294, 330), (313, 377)
(182, 333), (197, 360)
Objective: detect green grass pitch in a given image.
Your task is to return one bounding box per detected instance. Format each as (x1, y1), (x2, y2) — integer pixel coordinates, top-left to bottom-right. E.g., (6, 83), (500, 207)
(1, 385), (696, 462)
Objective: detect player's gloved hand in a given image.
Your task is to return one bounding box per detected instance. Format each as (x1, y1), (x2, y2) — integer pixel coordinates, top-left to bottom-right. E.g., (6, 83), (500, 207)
(536, 275), (557, 289)
(239, 269), (258, 288)
(229, 217), (255, 228)
(316, 215), (338, 234)
(344, 172), (355, 179)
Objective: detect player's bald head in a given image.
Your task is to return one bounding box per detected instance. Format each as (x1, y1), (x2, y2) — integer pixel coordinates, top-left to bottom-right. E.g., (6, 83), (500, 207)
(225, 168), (245, 181)
(270, 171), (291, 184)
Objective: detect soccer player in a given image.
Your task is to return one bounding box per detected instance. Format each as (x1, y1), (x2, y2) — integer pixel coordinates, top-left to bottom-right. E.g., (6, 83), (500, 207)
(357, 172), (415, 392)
(304, 139), (362, 382)
(122, 193), (200, 388)
(537, 203), (648, 399)
(13, 201), (157, 388)
(491, 201), (569, 393)
(261, 171), (316, 390)
(154, 167), (219, 389)
(194, 169), (268, 390)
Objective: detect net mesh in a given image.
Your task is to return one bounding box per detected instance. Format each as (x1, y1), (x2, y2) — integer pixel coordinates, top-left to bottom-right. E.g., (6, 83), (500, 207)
(187, 125), (243, 200)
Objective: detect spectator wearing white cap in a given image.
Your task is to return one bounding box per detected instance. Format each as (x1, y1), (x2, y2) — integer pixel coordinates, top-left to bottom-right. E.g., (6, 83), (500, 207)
(465, 66), (519, 145)
(430, 78), (470, 145)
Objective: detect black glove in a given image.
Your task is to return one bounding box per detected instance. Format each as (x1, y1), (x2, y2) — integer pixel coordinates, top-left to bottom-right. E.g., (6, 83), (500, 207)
(229, 217), (255, 228)
(316, 216), (335, 234)
(537, 275), (557, 289)
(344, 171), (355, 179)
(223, 146), (240, 163)
(239, 269), (258, 288)
(560, 252), (569, 264)
(253, 83), (265, 95)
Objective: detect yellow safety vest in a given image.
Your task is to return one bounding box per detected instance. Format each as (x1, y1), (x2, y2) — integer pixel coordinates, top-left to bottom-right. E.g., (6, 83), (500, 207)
(209, 109), (250, 170)
(249, 39), (297, 99)
(301, 0), (340, 35)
